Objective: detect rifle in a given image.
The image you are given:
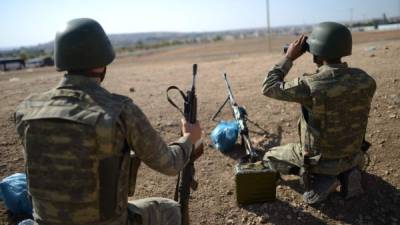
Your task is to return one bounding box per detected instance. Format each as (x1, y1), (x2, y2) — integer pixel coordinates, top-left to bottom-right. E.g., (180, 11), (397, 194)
(166, 64), (202, 225)
(211, 73), (258, 162)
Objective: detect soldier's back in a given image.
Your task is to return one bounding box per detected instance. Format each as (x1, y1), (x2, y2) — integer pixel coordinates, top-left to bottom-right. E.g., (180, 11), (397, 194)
(302, 64), (376, 161)
(15, 75), (132, 225)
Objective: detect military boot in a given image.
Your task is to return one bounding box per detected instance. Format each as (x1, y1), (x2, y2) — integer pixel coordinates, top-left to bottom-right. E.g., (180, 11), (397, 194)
(338, 167), (364, 199)
(302, 174), (339, 205)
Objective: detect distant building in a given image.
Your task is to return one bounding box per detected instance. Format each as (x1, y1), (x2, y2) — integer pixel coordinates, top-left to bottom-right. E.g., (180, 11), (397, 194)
(0, 58), (25, 71)
(224, 35), (235, 41)
(26, 56), (54, 68)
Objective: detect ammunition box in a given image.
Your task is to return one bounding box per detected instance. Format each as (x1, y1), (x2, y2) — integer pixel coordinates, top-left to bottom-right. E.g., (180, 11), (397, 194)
(234, 161), (277, 204)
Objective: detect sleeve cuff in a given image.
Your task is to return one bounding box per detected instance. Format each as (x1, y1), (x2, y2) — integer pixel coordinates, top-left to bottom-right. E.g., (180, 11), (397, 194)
(171, 135), (193, 159)
(276, 57), (293, 75)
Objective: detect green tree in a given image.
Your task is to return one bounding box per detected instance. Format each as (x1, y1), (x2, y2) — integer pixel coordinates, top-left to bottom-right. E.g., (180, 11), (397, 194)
(213, 35), (223, 42)
(19, 51), (29, 60)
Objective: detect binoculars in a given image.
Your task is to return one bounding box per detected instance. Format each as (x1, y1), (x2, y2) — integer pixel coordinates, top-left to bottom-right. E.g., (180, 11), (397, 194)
(283, 37), (309, 54)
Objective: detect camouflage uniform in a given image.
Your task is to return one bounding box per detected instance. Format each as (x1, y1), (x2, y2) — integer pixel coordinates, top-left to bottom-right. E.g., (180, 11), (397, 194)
(15, 74), (191, 225)
(262, 58), (376, 176)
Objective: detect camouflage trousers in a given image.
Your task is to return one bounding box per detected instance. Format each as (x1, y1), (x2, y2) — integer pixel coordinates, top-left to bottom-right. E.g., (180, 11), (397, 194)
(263, 143), (364, 176)
(127, 197), (181, 225)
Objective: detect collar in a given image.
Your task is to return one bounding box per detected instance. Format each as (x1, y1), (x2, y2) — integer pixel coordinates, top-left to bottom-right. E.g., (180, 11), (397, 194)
(317, 62), (348, 73)
(58, 74), (100, 88)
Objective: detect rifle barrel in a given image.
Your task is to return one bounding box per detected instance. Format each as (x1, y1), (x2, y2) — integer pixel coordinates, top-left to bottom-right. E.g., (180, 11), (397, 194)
(192, 64), (197, 91)
(223, 73), (236, 105)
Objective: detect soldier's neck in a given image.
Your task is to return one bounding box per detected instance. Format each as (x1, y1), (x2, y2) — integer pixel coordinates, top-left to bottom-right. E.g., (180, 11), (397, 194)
(323, 59), (342, 65)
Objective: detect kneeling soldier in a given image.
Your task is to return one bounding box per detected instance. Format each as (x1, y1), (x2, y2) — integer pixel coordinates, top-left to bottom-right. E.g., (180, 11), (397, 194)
(262, 22), (376, 204)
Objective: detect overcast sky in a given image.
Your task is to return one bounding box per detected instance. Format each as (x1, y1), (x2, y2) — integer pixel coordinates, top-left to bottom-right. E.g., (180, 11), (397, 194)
(1, 0), (399, 48)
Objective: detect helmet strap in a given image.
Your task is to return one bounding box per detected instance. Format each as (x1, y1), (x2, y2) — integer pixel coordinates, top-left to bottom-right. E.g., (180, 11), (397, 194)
(93, 67), (106, 82)
(313, 55), (323, 67)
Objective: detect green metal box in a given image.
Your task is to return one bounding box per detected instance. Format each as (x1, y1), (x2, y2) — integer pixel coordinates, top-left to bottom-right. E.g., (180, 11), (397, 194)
(234, 161), (277, 204)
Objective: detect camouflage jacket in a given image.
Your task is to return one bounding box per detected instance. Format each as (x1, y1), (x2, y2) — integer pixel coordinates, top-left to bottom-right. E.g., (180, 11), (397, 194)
(262, 58), (376, 175)
(15, 74), (192, 225)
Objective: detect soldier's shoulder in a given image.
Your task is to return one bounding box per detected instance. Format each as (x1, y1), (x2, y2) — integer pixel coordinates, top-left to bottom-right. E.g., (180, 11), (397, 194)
(17, 89), (54, 109)
(348, 67), (376, 85)
(27, 89), (55, 100)
(298, 71), (326, 87)
(116, 96), (145, 119)
(86, 87), (132, 109)
(309, 68), (333, 80)
(301, 72), (314, 78)
(299, 72), (315, 83)
(353, 67), (374, 78)
(111, 93), (141, 115)
(111, 93), (132, 104)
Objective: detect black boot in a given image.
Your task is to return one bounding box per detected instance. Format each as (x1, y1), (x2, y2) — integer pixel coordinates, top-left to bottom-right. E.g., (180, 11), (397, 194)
(338, 167), (364, 199)
(302, 174), (339, 205)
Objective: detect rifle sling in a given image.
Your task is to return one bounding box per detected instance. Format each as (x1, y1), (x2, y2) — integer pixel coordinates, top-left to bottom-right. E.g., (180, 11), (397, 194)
(166, 86), (187, 117)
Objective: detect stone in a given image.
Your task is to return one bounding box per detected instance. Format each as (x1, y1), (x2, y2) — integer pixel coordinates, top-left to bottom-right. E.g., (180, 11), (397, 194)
(226, 219), (234, 225)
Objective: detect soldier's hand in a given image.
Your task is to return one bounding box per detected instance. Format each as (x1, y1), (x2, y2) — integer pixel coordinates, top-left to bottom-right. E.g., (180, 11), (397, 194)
(181, 119), (204, 161)
(181, 119), (202, 146)
(285, 34), (307, 61)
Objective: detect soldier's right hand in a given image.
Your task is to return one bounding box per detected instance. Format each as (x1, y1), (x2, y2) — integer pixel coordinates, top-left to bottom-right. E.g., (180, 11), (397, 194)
(285, 34), (307, 61)
(181, 118), (202, 145)
(181, 119), (204, 161)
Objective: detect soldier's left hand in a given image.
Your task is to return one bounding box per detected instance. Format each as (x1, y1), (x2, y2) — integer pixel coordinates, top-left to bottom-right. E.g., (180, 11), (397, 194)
(285, 34), (307, 61)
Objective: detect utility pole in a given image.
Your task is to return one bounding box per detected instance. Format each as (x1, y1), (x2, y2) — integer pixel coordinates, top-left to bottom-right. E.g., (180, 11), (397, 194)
(398, 0), (400, 29)
(266, 0), (272, 52)
(349, 8), (354, 29)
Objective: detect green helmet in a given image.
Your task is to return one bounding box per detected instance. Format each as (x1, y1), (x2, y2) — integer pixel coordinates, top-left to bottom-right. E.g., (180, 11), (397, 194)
(54, 18), (115, 71)
(306, 22), (352, 59)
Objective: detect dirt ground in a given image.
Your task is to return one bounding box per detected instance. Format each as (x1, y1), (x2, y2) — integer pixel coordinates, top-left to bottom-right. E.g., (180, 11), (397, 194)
(0, 30), (399, 225)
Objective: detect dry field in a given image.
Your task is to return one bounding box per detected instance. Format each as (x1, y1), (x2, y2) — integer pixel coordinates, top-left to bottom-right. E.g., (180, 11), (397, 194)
(1, 30), (400, 225)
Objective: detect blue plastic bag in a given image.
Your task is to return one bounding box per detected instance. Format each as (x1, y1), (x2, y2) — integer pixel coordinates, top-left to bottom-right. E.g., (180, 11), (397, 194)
(0, 173), (32, 215)
(210, 120), (239, 152)
(18, 219), (34, 225)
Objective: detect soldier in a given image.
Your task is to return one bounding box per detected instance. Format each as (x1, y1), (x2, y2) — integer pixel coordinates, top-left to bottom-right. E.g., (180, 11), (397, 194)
(14, 18), (202, 225)
(262, 22), (376, 204)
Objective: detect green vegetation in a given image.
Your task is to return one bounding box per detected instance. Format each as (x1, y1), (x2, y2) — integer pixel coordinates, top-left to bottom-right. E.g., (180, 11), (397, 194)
(115, 39), (187, 54)
(213, 35), (223, 42)
(0, 47), (51, 60)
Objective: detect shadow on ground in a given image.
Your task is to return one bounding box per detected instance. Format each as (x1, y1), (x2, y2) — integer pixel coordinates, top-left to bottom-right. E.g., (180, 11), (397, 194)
(242, 199), (327, 225)
(220, 125), (283, 161)
(273, 172), (400, 224)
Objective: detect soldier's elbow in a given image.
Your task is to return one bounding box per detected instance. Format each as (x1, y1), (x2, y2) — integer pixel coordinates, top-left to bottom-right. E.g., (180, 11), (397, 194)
(262, 86), (272, 97)
(161, 168), (180, 176)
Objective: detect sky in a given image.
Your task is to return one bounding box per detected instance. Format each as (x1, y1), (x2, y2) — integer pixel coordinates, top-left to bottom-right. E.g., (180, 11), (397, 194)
(1, 0), (399, 48)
